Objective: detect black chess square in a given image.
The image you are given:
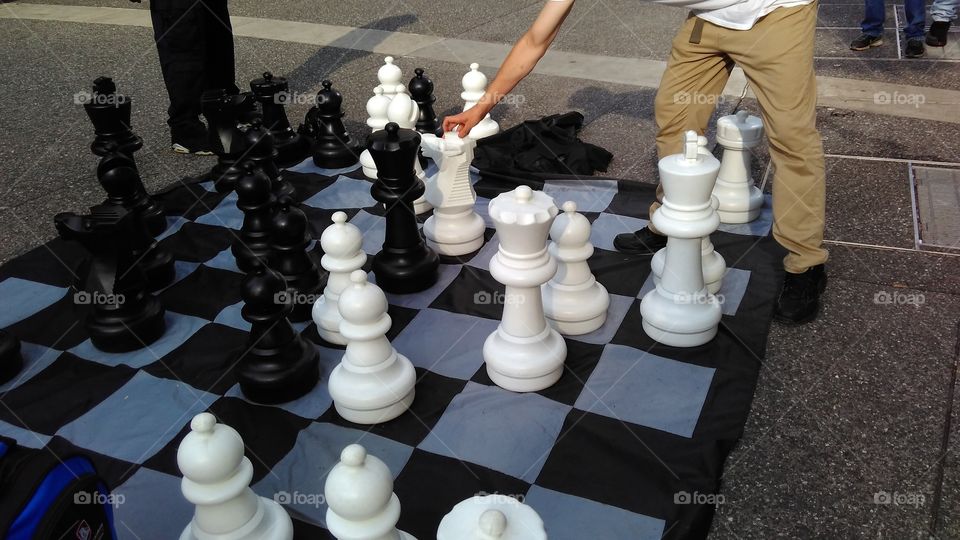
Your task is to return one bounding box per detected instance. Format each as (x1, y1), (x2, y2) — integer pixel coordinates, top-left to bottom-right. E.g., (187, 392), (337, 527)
(3, 293), (90, 350)
(160, 182), (231, 220)
(604, 181), (658, 218)
(283, 170), (336, 202)
(142, 322), (247, 394)
(46, 435), (141, 490)
(589, 248), (651, 298)
(428, 266), (504, 321)
(158, 222), (236, 263)
(0, 238), (87, 288)
(160, 265), (245, 320)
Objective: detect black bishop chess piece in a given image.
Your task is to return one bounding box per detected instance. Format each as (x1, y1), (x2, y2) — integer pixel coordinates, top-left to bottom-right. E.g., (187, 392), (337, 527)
(202, 89), (256, 192)
(270, 196), (322, 322)
(244, 119), (294, 198)
(250, 72), (311, 168)
(55, 204), (166, 353)
(97, 144), (168, 238)
(233, 162), (276, 273)
(309, 80), (359, 169)
(0, 330), (23, 386)
(408, 68), (440, 135)
(368, 123), (439, 294)
(236, 261), (319, 404)
(82, 76), (143, 157)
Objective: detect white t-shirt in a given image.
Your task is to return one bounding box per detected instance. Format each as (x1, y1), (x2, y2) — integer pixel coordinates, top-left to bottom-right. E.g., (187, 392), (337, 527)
(653, 0), (814, 30)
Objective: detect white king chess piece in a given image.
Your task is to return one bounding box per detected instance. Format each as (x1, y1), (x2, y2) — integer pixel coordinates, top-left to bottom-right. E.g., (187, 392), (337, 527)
(312, 212), (367, 345)
(386, 85), (433, 214)
(437, 495), (546, 540)
(361, 86), (392, 180)
(542, 201), (610, 335)
(420, 131), (485, 255)
(178, 413), (293, 540)
(483, 186), (566, 392)
(460, 63), (500, 140)
(712, 110), (764, 223)
(640, 131), (722, 347)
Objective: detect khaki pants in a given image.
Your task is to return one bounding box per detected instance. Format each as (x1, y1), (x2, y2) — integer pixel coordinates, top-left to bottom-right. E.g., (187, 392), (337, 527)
(651, 1), (828, 273)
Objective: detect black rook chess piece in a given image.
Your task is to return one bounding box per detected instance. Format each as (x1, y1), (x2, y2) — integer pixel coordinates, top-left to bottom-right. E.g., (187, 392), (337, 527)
(250, 72), (311, 168)
(310, 80), (359, 169)
(55, 205), (166, 353)
(82, 76), (143, 157)
(244, 119), (294, 198)
(0, 330), (23, 386)
(236, 261), (319, 404)
(408, 68), (440, 135)
(233, 162), (276, 273)
(97, 145), (168, 237)
(202, 89), (255, 192)
(368, 123), (439, 293)
(270, 196), (322, 322)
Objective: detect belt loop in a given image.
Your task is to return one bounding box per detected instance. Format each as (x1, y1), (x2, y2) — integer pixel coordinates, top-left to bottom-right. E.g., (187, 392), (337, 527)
(689, 17), (704, 44)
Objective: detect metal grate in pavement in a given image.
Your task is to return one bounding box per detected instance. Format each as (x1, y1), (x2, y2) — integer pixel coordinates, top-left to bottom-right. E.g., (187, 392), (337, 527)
(914, 165), (960, 252)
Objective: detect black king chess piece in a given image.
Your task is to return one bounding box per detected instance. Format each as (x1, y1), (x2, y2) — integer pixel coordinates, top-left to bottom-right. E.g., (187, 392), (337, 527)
(97, 144), (168, 238)
(310, 80), (359, 169)
(82, 76), (143, 157)
(408, 68), (440, 135)
(368, 123), (439, 293)
(250, 72), (311, 168)
(55, 205), (166, 353)
(0, 330), (23, 386)
(244, 119), (294, 198)
(237, 261), (319, 404)
(233, 162), (276, 273)
(270, 196), (322, 322)
(202, 89), (256, 192)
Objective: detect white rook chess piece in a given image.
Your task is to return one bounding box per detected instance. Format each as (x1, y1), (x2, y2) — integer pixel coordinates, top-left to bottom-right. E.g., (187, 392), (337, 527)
(437, 495), (546, 540)
(712, 110), (764, 223)
(542, 201), (610, 335)
(361, 86), (392, 179)
(324, 444), (416, 540)
(312, 212), (367, 345)
(483, 186), (566, 392)
(329, 270), (416, 424)
(386, 85), (432, 214)
(460, 63), (500, 140)
(178, 413), (293, 540)
(640, 131), (722, 347)
(420, 131), (485, 255)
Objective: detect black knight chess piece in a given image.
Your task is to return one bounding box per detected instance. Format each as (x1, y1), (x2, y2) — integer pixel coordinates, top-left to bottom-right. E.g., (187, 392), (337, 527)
(270, 196), (322, 322)
(408, 68), (440, 135)
(202, 89), (256, 192)
(55, 205), (166, 353)
(233, 162), (276, 273)
(250, 72), (311, 168)
(0, 330), (23, 386)
(82, 76), (143, 157)
(244, 119), (294, 198)
(368, 123), (439, 293)
(236, 261), (319, 404)
(310, 80), (359, 169)
(97, 144), (168, 237)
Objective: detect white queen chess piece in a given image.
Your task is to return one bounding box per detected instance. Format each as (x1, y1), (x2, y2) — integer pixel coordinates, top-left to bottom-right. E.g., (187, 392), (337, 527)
(361, 86), (392, 180)
(386, 85), (433, 214)
(640, 131), (723, 347)
(437, 495), (546, 540)
(329, 270), (416, 424)
(712, 110), (764, 223)
(483, 186), (566, 392)
(312, 212), (367, 345)
(178, 413), (293, 540)
(460, 63), (500, 140)
(324, 444), (416, 540)
(542, 201), (610, 335)
(420, 131), (485, 255)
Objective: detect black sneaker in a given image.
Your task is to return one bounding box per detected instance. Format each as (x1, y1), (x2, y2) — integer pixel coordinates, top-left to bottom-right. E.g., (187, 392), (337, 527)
(774, 264), (827, 325)
(905, 37), (925, 58)
(850, 33), (883, 50)
(171, 124), (214, 155)
(926, 21), (951, 47)
(613, 226), (668, 255)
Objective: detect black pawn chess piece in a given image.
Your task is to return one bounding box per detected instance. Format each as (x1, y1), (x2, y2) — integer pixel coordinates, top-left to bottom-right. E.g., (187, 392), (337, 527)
(244, 119), (294, 198)
(0, 330), (23, 386)
(250, 72), (311, 168)
(368, 123), (439, 294)
(83, 76), (143, 157)
(408, 68), (440, 135)
(237, 261), (319, 404)
(202, 89), (255, 193)
(97, 145), (168, 237)
(55, 205), (166, 353)
(310, 80), (359, 169)
(233, 162), (276, 273)
(270, 196), (322, 322)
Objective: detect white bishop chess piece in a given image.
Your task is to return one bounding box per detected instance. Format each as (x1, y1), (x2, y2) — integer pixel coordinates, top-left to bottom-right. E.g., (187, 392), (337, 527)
(312, 212), (367, 345)
(324, 444), (416, 540)
(361, 86), (392, 180)
(329, 270), (416, 424)
(420, 131), (485, 255)
(437, 495), (546, 540)
(483, 186), (566, 392)
(377, 57), (406, 100)
(542, 201), (610, 335)
(460, 63), (500, 140)
(386, 85), (433, 214)
(640, 131), (722, 347)
(712, 110), (764, 223)
(178, 413), (293, 540)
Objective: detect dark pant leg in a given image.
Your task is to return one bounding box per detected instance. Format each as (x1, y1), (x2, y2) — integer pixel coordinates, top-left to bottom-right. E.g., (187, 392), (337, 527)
(860, 0), (886, 35)
(903, 0), (927, 38)
(200, 0), (239, 94)
(150, 0), (208, 134)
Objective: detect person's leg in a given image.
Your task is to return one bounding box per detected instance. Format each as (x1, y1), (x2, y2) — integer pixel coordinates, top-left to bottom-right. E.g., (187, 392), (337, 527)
(927, 0), (957, 45)
(860, 0), (886, 36)
(200, 0), (239, 94)
(903, 0), (927, 39)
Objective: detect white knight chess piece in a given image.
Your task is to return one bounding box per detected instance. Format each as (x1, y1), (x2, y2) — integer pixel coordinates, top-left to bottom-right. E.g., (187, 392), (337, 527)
(420, 132), (485, 255)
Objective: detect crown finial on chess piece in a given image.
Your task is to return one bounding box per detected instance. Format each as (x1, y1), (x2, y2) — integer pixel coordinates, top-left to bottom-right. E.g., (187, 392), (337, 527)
(515, 185), (532, 203)
(562, 200), (577, 214)
(479, 510), (507, 538)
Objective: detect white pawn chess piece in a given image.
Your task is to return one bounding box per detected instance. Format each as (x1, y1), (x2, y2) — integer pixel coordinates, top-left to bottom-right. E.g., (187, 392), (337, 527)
(324, 444), (416, 540)
(483, 186), (566, 392)
(420, 131), (485, 255)
(460, 63), (500, 140)
(378, 57), (406, 99)
(712, 110), (764, 223)
(329, 270), (416, 424)
(312, 212), (367, 345)
(437, 495), (546, 540)
(178, 413), (293, 540)
(640, 131), (722, 347)
(386, 85), (432, 214)
(541, 201), (610, 335)
(361, 86), (392, 179)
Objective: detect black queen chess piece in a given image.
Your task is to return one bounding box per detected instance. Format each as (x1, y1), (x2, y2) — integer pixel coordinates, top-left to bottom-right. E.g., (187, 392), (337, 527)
(82, 76), (143, 157)
(233, 161), (276, 273)
(96, 144), (168, 238)
(310, 80), (359, 169)
(236, 261), (319, 404)
(368, 123), (439, 294)
(408, 68), (440, 135)
(0, 330), (23, 386)
(270, 196), (322, 322)
(249, 72), (311, 168)
(244, 119), (295, 199)
(201, 89), (256, 192)
(55, 204), (166, 353)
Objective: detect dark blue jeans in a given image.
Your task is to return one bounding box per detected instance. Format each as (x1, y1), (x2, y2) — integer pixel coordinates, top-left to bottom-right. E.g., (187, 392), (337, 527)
(861, 0), (926, 39)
